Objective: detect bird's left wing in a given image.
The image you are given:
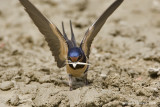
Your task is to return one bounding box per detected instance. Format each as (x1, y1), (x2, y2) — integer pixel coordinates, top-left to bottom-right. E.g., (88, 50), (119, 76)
(19, 0), (68, 68)
(80, 0), (124, 58)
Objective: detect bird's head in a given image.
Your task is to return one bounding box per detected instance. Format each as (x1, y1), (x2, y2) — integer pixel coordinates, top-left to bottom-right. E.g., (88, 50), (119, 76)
(67, 47), (89, 69)
(68, 47), (83, 62)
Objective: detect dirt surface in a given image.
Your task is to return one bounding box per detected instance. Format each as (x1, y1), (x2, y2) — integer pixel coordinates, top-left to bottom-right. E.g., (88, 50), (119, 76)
(0, 0), (160, 107)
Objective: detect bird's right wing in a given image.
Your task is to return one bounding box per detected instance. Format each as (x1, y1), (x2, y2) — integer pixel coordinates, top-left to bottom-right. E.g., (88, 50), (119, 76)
(19, 0), (68, 68)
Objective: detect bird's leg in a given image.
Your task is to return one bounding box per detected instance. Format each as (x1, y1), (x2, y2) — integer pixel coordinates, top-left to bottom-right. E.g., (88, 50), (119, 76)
(84, 73), (88, 85)
(68, 74), (73, 91)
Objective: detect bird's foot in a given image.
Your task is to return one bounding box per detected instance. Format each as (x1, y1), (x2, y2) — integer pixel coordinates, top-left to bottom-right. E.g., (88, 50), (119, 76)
(69, 74), (73, 91)
(85, 79), (88, 85)
(70, 87), (73, 91)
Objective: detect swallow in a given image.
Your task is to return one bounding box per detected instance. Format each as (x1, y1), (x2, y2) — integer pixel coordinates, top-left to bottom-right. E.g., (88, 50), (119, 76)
(19, 0), (123, 90)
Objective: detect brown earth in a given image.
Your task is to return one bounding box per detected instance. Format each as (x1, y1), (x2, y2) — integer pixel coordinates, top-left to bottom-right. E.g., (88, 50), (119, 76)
(0, 0), (160, 107)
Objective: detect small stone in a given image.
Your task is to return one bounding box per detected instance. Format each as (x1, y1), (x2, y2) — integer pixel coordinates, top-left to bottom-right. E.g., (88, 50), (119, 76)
(9, 94), (20, 106)
(24, 77), (31, 84)
(148, 68), (160, 77)
(100, 73), (107, 79)
(0, 81), (14, 91)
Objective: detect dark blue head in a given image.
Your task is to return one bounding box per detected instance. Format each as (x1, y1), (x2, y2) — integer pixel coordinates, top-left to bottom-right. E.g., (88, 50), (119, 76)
(68, 47), (83, 62)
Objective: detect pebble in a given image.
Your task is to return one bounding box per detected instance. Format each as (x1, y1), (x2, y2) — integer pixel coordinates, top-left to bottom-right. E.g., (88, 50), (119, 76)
(100, 74), (107, 79)
(9, 94), (20, 106)
(0, 81), (14, 91)
(148, 68), (160, 76)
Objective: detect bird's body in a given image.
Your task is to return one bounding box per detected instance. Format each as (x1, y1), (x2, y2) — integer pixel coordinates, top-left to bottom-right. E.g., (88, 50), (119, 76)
(66, 47), (88, 77)
(19, 0), (124, 90)
(66, 64), (88, 77)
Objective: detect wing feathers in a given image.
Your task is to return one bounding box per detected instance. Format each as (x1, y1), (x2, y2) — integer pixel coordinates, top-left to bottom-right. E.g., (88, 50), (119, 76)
(81, 0), (123, 58)
(19, 0), (68, 68)
(20, 0), (124, 67)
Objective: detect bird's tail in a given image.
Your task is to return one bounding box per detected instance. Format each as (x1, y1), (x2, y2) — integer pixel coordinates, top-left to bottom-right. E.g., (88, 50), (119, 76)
(70, 20), (77, 47)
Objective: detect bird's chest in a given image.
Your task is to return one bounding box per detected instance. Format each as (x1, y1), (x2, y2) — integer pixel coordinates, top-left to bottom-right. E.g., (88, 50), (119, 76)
(66, 64), (88, 77)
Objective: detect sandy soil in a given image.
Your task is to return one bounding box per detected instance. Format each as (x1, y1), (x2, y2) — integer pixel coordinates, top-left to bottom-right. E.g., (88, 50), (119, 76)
(0, 0), (160, 106)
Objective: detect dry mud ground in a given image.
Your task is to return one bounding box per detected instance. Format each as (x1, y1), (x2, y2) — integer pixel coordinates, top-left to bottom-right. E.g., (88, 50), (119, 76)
(0, 0), (160, 107)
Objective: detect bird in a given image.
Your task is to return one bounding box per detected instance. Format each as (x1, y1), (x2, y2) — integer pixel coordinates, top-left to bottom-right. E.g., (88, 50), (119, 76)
(19, 0), (124, 90)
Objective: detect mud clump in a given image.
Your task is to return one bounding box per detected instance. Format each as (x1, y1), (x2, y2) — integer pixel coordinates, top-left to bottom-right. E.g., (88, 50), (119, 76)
(0, 81), (14, 91)
(148, 68), (160, 78)
(8, 94), (20, 106)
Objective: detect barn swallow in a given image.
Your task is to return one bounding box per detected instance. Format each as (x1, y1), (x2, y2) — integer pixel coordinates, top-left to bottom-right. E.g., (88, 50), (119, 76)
(19, 0), (123, 90)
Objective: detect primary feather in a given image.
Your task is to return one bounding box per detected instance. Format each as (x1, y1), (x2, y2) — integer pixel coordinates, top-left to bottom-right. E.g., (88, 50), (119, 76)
(80, 0), (124, 58)
(19, 0), (68, 68)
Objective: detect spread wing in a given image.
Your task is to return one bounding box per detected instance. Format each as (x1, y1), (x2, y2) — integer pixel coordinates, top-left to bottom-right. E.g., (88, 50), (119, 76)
(80, 0), (123, 58)
(19, 0), (68, 68)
